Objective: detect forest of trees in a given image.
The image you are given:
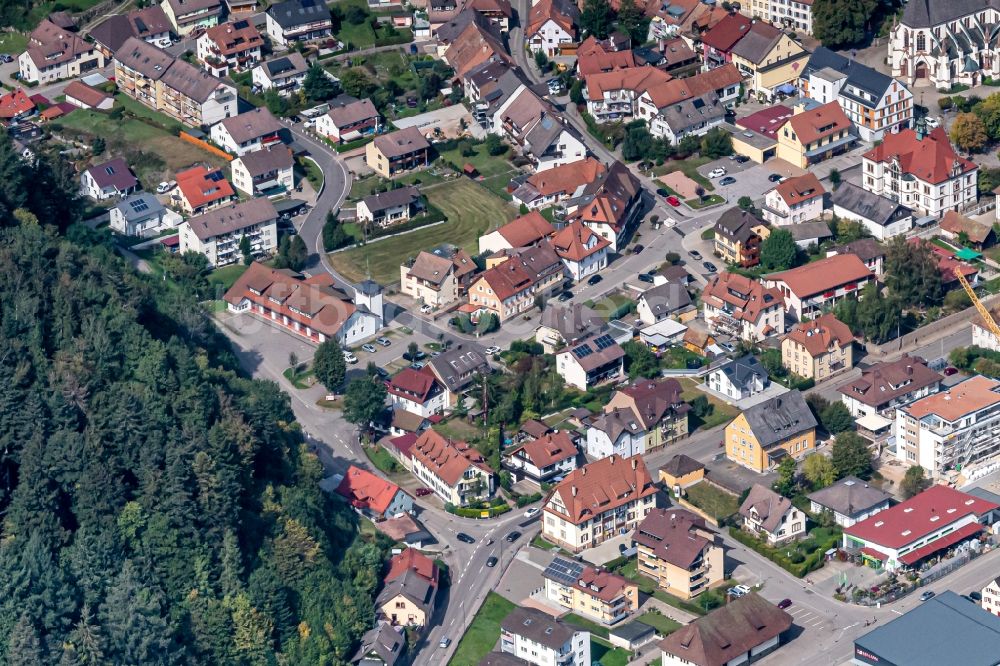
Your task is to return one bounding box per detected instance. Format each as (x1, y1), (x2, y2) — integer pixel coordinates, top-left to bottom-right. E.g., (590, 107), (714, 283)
(0, 135), (386, 664)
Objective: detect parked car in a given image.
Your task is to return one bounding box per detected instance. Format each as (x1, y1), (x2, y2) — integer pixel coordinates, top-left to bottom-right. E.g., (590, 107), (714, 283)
(376, 337), (391, 347)
(456, 533), (476, 544)
(631, 244), (644, 254)
(409, 361), (425, 370)
(925, 116), (941, 129)
(777, 598), (793, 609)
(656, 187), (670, 197)
(703, 261), (718, 273)
(420, 304), (433, 314)
(944, 366), (958, 376)
(0, 54), (13, 63)
(485, 346), (501, 355)
(373, 367), (390, 380)
(343, 351), (358, 364)
(486, 556), (498, 567)
(708, 167), (727, 178)
(524, 507), (540, 519)
(666, 195), (681, 207)
(439, 637), (451, 649)
(587, 274), (603, 286)
(156, 180), (176, 194)
(719, 176), (737, 186)
(734, 155), (750, 164)
(728, 584), (751, 598)
(689, 250), (702, 260)
(970, 591), (983, 601)
(920, 590), (935, 601)
(361, 344), (377, 353)
(768, 173), (783, 182)
(415, 487), (434, 497)
(638, 273), (654, 284)
(505, 531), (521, 542)
(558, 290), (573, 302)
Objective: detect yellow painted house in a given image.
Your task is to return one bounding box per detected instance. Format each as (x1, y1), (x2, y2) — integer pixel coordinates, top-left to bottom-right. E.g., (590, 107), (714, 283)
(731, 23), (809, 103)
(726, 391), (818, 472)
(776, 101), (857, 169)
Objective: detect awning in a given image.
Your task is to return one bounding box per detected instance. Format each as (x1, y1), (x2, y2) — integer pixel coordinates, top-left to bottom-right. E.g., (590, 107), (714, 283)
(804, 133), (857, 157)
(777, 83), (797, 94)
(274, 198), (307, 214)
(956, 248), (981, 261)
(856, 413), (892, 432)
(860, 547), (887, 561)
(898, 523), (982, 566)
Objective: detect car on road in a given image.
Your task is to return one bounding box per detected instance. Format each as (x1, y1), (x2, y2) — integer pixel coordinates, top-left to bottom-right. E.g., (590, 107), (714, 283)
(689, 250), (702, 260)
(768, 173), (783, 182)
(656, 187), (670, 197)
(920, 590), (936, 601)
(485, 346), (501, 355)
(777, 598), (793, 609)
(420, 304), (433, 314)
(415, 487), (434, 497)
(708, 167), (727, 178)
(524, 507), (540, 518)
(289, 115), (301, 123)
(505, 531), (521, 542)
(486, 556), (498, 567)
(439, 637), (451, 649)
(666, 195), (681, 206)
(970, 591), (983, 601)
(703, 261), (717, 273)
(944, 366), (958, 376)
(734, 155), (750, 163)
(637, 273), (654, 283)
(456, 532), (475, 544)
(343, 351), (358, 364)
(558, 290), (573, 301)
(631, 244), (644, 254)
(156, 180), (176, 194)
(373, 367), (390, 380)
(719, 176), (736, 186)
(376, 337), (391, 347)
(361, 344), (377, 353)
(0, 54), (13, 63)
(587, 274), (603, 286)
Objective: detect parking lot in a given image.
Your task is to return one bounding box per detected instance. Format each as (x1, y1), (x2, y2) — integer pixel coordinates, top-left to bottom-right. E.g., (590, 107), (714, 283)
(695, 157), (801, 207)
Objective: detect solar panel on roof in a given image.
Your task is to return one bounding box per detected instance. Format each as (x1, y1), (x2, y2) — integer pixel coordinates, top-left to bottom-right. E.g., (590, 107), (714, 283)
(571, 345), (593, 359)
(542, 557), (583, 586)
(593, 334), (616, 350)
(207, 171), (225, 182)
(130, 198), (149, 213)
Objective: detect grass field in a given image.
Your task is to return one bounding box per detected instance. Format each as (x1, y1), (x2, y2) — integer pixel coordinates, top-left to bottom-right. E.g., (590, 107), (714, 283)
(563, 613), (610, 638)
(330, 178), (516, 283)
(365, 444), (402, 474)
(207, 264), (249, 293)
(56, 107), (228, 185)
(683, 482), (739, 521)
(0, 31), (27, 54)
(438, 143), (515, 178)
(637, 612), (681, 636)
(448, 592), (516, 666)
(591, 637), (630, 666)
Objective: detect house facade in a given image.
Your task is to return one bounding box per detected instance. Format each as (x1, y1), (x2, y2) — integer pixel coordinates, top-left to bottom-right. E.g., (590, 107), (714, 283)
(80, 158), (138, 201)
(196, 19), (263, 77)
(542, 557), (639, 625)
(776, 101), (856, 169)
(365, 127), (431, 178)
(18, 19), (105, 84)
(550, 221), (610, 282)
(179, 199), (278, 267)
(357, 186), (423, 228)
(763, 253), (874, 321)
(781, 313), (854, 382)
(335, 465), (414, 520)
(230, 145), (295, 197)
(409, 429), (494, 507)
(762, 173), (825, 226)
(714, 207), (766, 267)
(831, 182), (914, 240)
(739, 484), (805, 545)
(387, 368), (446, 417)
(701, 272), (786, 342)
(210, 107), (285, 156)
(252, 53), (308, 96)
(838, 355), (942, 419)
(706, 355), (770, 401)
(265, 0), (333, 47)
(316, 97), (381, 143)
(499, 608), (590, 666)
(502, 431), (578, 485)
(555, 332), (625, 391)
(634, 508), (724, 599)
(726, 391), (817, 473)
(160, 0), (222, 36)
(807, 476), (891, 528)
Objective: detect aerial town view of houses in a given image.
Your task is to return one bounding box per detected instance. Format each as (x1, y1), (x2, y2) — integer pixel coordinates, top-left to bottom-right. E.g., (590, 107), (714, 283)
(8, 0), (1000, 662)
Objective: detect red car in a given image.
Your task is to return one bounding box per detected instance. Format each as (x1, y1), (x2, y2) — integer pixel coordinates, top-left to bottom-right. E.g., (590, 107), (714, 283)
(415, 488), (434, 497)
(944, 367), (958, 376)
(666, 195), (681, 207)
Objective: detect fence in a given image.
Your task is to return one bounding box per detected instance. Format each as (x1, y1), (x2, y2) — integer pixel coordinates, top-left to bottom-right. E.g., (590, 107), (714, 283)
(851, 544), (988, 606)
(179, 132), (233, 162)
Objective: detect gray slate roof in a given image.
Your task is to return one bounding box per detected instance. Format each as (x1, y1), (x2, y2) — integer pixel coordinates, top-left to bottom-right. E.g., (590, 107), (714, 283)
(115, 192), (165, 221)
(427, 342), (490, 392)
(803, 47), (896, 102)
(351, 622), (405, 665)
(500, 607), (577, 649)
(807, 476), (892, 518)
(375, 568), (435, 614)
(261, 52), (308, 78)
(739, 483), (794, 533)
(742, 390), (816, 449)
(267, 0), (331, 29)
(854, 591), (1000, 666)
(714, 355), (768, 391)
(361, 186), (421, 214)
(639, 281), (692, 317)
(832, 182), (912, 228)
(659, 91), (724, 134)
(185, 198), (278, 241)
(788, 221), (833, 243)
(900, 0), (994, 28)
(159, 57), (229, 102)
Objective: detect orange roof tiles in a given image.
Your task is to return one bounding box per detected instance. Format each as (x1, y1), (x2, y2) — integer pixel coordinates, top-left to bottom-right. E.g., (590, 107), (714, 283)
(643, 63), (742, 109)
(385, 548), (439, 587)
(526, 0), (575, 36)
(551, 220), (610, 262)
(176, 165), (235, 209)
(784, 101), (852, 145)
(766, 254), (872, 299)
(523, 157), (606, 197)
(546, 454), (655, 524)
(203, 19), (263, 55)
(0, 89), (35, 119)
(496, 211), (556, 247)
(784, 313), (853, 357)
(904, 375), (1000, 422)
(701, 272), (784, 324)
(411, 429), (492, 486)
(863, 127), (976, 185)
(506, 431), (576, 469)
(773, 173), (825, 207)
(335, 465), (404, 516)
(585, 66), (671, 101)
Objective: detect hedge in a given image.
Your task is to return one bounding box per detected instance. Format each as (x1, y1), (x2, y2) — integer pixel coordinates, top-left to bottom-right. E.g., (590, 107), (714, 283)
(515, 492), (543, 508)
(364, 204), (447, 240)
(727, 526), (838, 578)
(449, 504), (511, 518)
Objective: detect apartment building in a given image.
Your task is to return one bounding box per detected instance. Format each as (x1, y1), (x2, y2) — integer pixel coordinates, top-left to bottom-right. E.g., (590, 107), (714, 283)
(633, 508), (723, 599)
(524, 0), (578, 56)
(160, 0), (222, 36)
(499, 608), (590, 666)
(726, 391), (817, 473)
(762, 173), (825, 226)
(564, 161), (642, 253)
(714, 207), (767, 267)
(19, 19), (104, 84)
(541, 557), (639, 625)
(763, 253), (874, 321)
(838, 355), (942, 419)
(210, 107), (285, 156)
(265, 0), (333, 47)
(511, 156), (606, 210)
(729, 21), (809, 103)
(747, 0), (815, 34)
(178, 199), (278, 267)
(776, 101), (856, 169)
(701, 272), (786, 342)
(316, 97), (381, 144)
(114, 37), (236, 127)
(895, 375), (1000, 480)
(550, 221), (610, 282)
(469, 244), (564, 323)
(387, 367), (445, 418)
(781, 313), (854, 382)
(541, 454), (656, 552)
(365, 127), (431, 178)
(230, 145), (294, 197)
(801, 47), (912, 142)
(555, 332), (625, 392)
(195, 19), (264, 77)
(502, 431), (579, 485)
(478, 211), (555, 255)
(174, 165), (237, 214)
(861, 126), (978, 218)
(585, 67), (671, 122)
(399, 249), (476, 307)
(409, 429), (494, 507)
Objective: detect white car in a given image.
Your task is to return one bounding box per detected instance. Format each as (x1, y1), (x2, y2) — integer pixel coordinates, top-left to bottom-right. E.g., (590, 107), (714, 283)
(728, 584), (751, 598)
(156, 181), (176, 194)
(361, 344), (377, 353)
(343, 351), (358, 364)
(420, 304), (433, 314)
(524, 507), (540, 519)
(708, 167), (727, 179)
(485, 346), (501, 355)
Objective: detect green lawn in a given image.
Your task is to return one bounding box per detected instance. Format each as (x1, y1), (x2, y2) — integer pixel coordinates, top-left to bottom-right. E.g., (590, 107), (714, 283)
(296, 157), (324, 191)
(678, 378), (738, 430)
(329, 178), (516, 283)
(637, 612), (681, 636)
(438, 143), (517, 179)
(207, 263), (249, 293)
(336, 20), (376, 49)
(282, 366), (316, 390)
(448, 592), (516, 666)
(0, 31), (28, 54)
(591, 637), (630, 666)
(682, 482), (739, 522)
(563, 613), (610, 639)
(531, 534), (559, 550)
(686, 194), (726, 209)
(364, 444), (402, 474)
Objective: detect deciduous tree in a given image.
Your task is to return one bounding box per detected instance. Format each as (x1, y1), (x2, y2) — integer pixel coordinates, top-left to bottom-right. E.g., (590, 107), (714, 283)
(303, 64), (337, 102)
(812, 0), (875, 48)
(760, 228), (797, 270)
(580, 0), (613, 38)
(803, 453), (836, 490)
(312, 339), (346, 393)
(951, 112), (988, 152)
(830, 431), (872, 479)
(343, 377), (388, 435)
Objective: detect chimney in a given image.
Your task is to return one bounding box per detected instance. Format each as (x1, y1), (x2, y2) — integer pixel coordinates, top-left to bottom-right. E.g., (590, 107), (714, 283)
(632, 457), (637, 470)
(572, 486), (578, 496)
(907, 365), (913, 375)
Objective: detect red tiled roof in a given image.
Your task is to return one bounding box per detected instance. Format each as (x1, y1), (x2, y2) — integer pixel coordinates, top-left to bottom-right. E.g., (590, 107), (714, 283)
(0, 89), (35, 119)
(860, 546), (887, 561)
(203, 19), (263, 55)
(389, 433), (418, 458)
(388, 368), (439, 404)
(701, 272), (783, 324)
(546, 454), (655, 525)
(783, 313), (853, 357)
(551, 220), (610, 262)
(496, 211), (555, 247)
(735, 104), (794, 139)
(585, 66), (671, 101)
(335, 465), (404, 515)
(863, 127), (976, 185)
(63, 80), (111, 108)
(699, 12), (751, 52)
(526, 0), (575, 36)
(845, 485), (999, 550)
(385, 548), (440, 586)
(176, 165), (235, 209)
(643, 64), (742, 109)
(411, 429), (492, 486)
(523, 157), (606, 197)
(766, 254), (872, 299)
(773, 173), (825, 207)
(898, 523), (982, 565)
(784, 101), (852, 145)
(577, 42), (636, 75)
(505, 431), (576, 469)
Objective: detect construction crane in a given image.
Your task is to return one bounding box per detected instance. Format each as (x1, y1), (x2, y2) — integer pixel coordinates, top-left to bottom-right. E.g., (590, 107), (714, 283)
(955, 267), (1000, 339)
